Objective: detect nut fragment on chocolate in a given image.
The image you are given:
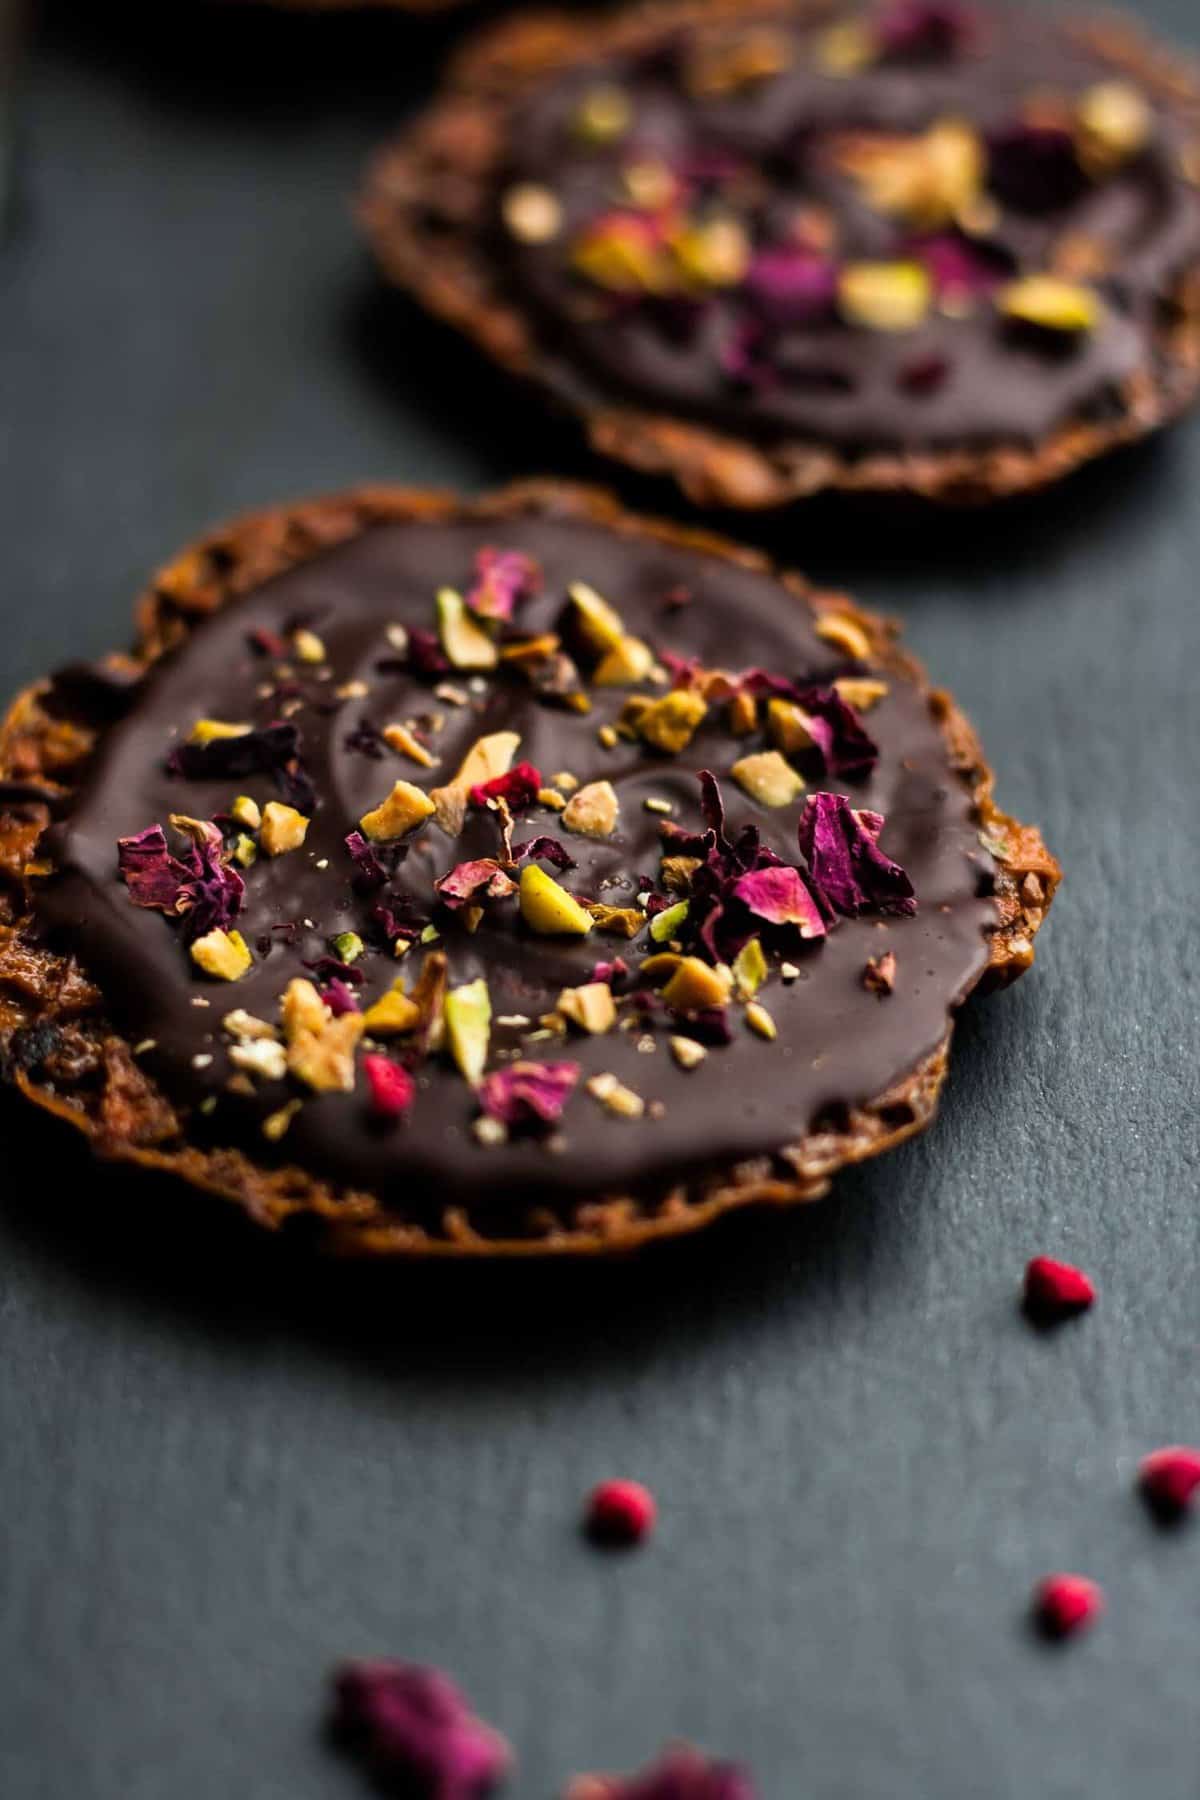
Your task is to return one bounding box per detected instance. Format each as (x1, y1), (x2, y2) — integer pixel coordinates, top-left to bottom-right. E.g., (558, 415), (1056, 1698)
(362, 1), (1200, 507)
(0, 481), (1057, 1257)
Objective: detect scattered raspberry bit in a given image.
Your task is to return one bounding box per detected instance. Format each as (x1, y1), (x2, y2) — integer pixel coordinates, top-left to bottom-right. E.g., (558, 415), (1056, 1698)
(585, 1479), (657, 1547)
(1139, 1446), (1200, 1517)
(1023, 1256), (1095, 1318)
(565, 1744), (757, 1800)
(332, 1660), (512, 1799)
(362, 1054), (416, 1120)
(1033, 1573), (1104, 1640)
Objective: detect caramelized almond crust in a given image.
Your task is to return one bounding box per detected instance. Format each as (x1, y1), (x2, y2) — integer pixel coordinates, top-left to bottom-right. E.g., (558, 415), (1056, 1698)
(359, 0), (1200, 509)
(0, 482), (1058, 1257)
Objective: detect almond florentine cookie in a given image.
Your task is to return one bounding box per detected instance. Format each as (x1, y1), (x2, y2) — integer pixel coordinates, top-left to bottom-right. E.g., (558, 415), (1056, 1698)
(361, 0), (1200, 506)
(0, 483), (1057, 1256)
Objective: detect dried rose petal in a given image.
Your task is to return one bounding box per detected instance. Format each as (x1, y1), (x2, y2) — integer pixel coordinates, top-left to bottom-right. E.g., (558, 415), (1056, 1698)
(470, 762), (543, 812)
(1023, 1256), (1095, 1317)
(435, 858), (518, 910)
(513, 834), (576, 871)
(794, 687), (879, 780)
(325, 977), (363, 1017)
(407, 626), (452, 677)
(1139, 1446), (1200, 1515)
(332, 1660), (511, 1798)
(1033, 1574), (1104, 1640)
(465, 547), (541, 622)
(744, 249), (838, 327)
(586, 1479), (657, 1546)
(876, 0), (971, 61)
(478, 1059), (580, 1128)
(345, 828), (392, 889)
(798, 792), (916, 918)
(167, 720), (314, 813)
(593, 955), (631, 989)
(118, 824), (191, 913)
(732, 865), (826, 939)
(910, 231), (1008, 297)
(719, 321), (775, 392)
(248, 625), (286, 658)
(565, 1744), (758, 1800)
(362, 1054), (416, 1120)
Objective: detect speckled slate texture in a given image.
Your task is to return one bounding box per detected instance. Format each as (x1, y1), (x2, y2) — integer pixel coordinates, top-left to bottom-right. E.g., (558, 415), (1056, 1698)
(2, 3), (1199, 1797)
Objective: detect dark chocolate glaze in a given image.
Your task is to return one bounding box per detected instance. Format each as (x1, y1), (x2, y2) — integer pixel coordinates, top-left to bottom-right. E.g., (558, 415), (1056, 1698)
(37, 511), (997, 1216)
(499, 7), (1200, 451)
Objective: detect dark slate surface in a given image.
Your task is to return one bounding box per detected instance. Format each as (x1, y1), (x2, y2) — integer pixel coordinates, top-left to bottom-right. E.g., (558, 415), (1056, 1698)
(2, 4), (1199, 1796)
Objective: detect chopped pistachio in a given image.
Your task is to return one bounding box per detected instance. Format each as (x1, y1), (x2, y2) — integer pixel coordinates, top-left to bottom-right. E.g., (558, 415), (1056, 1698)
(360, 778), (436, 842)
(637, 689), (708, 754)
(597, 724), (619, 749)
(330, 931), (364, 965)
(833, 677), (889, 711)
(501, 182), (563, 244)
(190, 928), (252, 982)
(745, 1001), (777, 1041)
(519, 865), (595, 936)
(671, 215), (751, 288)
(335, 680), (370, 701)
(815, 18), (874, 74)
(473, 1115), (509, 1147)
(644, 796), (673, 816)
(766, 697), (819, 755)
(551, 771), (579, 794)
(229, 1038), (288, 1082)
(385, 623), (409, 654)
(292, 628), (326, 664)
(233, 833), (257, 868)
(287, 1012), (364, 1094)
(998, 273), (1098, 335)
(230, 794), (262, 829)
(557, 981), (617, 1035)
(437, 587), (499, 671)
(661, 956), (732, 1011)
(573, 83), (632, 144)
(223, 1009), (277, 1041)
(815, 613), (873, 661)
(585, 1071), (645, 1118)
(1076, 80), (1149, 171)
(669, 1034), (708, 1071)
(383, 722), (438, 767)
(430, 731), (520, 836)
(732, 936), (768, 1000)
(728, 690), (758, 737)
(281, 977), (329, 1042)
(863, 950), (898, 996)
(434, 683), (469, 707)
(444, 978), (492, 1085)
(584, 903), (646, 938)
(188, 718), (251, 745)
(568, 580), (626, 655)
(537, 787), (567, 812)
(834, 119), (983, 230)
(732, 749), (805, 808)
(562, 778), (620, 839)
(419, 924), (441, 946)
(838, 261), (931, 331)
(259, 801), (310, 856)
(593, 634), (655, 688)
(650, 899), (690, 944)
(660, 854), (700, 894)
(623, 158), (677, 210)
(262, 1099), (302, 1142)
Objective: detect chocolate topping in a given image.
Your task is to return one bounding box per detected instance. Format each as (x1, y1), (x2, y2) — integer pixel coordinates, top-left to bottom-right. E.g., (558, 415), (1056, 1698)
(493, 4), (1200, 453)
(32, 509), (1001, 1221)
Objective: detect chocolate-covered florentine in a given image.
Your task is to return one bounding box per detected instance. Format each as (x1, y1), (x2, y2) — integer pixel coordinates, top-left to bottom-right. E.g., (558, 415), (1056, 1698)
(362, 0), (1200, 505)
(0, 484), (1056, 1256)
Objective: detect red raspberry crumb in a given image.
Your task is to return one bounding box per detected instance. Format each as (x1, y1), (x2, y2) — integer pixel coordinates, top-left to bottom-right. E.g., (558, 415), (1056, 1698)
(1023, 1256), (1095, 1317)
(362, 1054), (415, 1120)
(1033, 1573), (1104, 1639)
(586, 1479), (657, 1547)
(1139, 1446), (1200, 1515)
